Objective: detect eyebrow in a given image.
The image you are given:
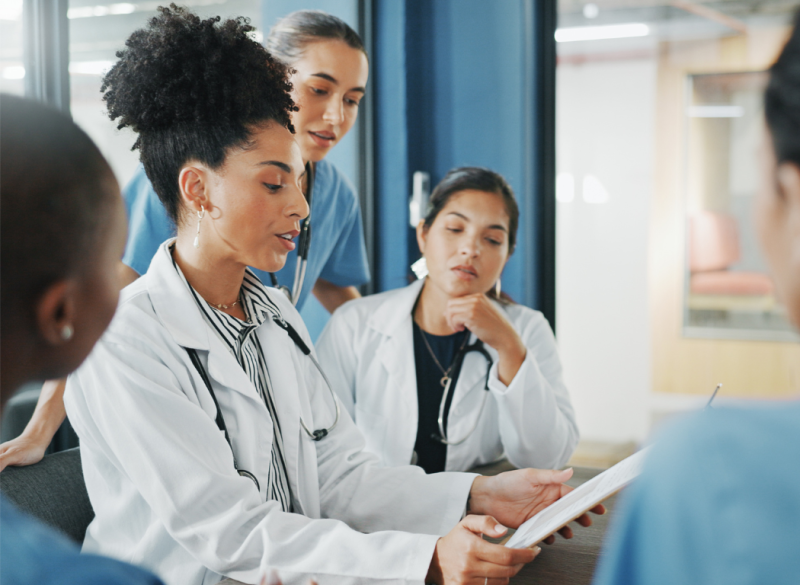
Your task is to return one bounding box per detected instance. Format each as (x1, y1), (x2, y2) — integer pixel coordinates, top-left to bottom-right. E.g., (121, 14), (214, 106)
(257, 161), (292, 173)
(311, 72), (366, 94)
(446, 211), (508, 232)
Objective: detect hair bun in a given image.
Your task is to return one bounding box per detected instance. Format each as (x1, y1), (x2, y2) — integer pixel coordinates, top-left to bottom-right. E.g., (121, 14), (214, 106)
(102, 4), (295, 139)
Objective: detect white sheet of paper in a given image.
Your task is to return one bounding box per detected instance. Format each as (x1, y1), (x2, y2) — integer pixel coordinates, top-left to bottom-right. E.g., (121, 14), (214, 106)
(504, 447), (650, 549)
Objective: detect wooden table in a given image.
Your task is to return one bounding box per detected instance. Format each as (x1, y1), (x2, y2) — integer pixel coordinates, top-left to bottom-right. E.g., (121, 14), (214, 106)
(470, 461), (616, 585)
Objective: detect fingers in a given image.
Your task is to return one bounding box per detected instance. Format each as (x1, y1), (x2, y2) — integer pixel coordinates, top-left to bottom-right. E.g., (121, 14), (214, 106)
(473, 546), (541, 579)
(557, 525), (574, 539)
(542, 535), (556, 546)
(475, 540), (537, 567)
(591, 503), (607, 515)
(521, 467), (573, 486)
(574, 513), (593, 528)
(460, 514), (508, 539)
(259, 569), (282, 585)
(0, 444), (29, 471)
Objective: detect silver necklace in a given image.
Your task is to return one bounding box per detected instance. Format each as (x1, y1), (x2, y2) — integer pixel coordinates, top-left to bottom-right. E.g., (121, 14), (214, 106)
(418, 326), (470, 388)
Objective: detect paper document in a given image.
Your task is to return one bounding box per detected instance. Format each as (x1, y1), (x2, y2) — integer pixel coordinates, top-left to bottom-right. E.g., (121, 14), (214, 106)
(505, 447), (650, 549)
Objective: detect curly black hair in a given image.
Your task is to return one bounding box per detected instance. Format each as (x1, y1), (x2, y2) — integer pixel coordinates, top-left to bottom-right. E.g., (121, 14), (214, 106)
(102, 4), (297, 224)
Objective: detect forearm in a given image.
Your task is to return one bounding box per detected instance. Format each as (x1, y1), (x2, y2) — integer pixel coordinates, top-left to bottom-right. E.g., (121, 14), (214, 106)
(493, 357), (579, 469)
(312, 278), (360, 313)
(495, 340), (527, 386)
(21, 378), (67, 443)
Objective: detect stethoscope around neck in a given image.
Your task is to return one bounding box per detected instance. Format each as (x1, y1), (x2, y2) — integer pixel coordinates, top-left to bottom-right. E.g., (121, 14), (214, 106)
(270, 161), (315, 305)
(433, 339), (494, 446)
(185, 312), (340, 490)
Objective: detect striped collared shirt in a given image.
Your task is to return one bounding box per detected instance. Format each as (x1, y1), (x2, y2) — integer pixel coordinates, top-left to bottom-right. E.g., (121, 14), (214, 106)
(174, 261), (292, 512)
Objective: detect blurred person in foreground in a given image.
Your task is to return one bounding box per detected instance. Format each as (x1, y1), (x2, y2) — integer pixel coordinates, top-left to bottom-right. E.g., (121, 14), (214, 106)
(593, 13), (800, 585)
(0, 93), (163, 584)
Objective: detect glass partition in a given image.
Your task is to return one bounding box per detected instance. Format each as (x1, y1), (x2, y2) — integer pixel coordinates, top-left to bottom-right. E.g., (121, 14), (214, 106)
(68, 0), (262, 187)
(683, 71), (796, 340)
(0, 0), (24, 95)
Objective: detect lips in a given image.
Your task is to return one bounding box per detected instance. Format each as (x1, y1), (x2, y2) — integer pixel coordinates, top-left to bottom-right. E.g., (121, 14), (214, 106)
(308, 130), (336, 148)
(276, 229), (300, 251)
(452, 265), (478, 280)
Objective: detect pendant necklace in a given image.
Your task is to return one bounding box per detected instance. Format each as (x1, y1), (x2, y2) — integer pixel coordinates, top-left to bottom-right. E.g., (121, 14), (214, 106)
(419, 327), (470, 388)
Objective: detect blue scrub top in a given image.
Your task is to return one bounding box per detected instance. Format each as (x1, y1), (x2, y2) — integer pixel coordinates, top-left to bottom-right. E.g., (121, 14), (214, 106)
(0, 495), (164, 584)
(593, 403), (800, 585)
(121, 159), (370, 311)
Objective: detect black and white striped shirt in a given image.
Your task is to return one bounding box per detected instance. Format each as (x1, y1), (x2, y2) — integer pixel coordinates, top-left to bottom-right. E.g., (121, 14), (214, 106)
(175, 262), (293, 512)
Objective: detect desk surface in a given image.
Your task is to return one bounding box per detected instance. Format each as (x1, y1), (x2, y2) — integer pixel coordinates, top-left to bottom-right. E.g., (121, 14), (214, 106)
(471, 462), (615, 585)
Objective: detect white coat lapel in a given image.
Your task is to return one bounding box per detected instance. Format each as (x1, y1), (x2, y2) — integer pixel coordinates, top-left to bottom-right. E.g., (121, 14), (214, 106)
(370, 280), (424, 417)
(205, 334), (264, 403)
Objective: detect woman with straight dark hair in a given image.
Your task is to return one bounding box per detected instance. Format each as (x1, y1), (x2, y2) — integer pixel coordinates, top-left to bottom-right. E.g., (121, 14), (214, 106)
(63, 9), (598, 585)
(317, 167), (578, 473)
(593, 13), (800, 585)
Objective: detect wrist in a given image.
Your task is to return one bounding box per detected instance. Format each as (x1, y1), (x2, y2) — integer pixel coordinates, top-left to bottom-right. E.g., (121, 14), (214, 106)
(425, 540), (444, 585)
(467, 476), (492, 516)
(19, 421), (55, 447)
(496, 336), (526, 365)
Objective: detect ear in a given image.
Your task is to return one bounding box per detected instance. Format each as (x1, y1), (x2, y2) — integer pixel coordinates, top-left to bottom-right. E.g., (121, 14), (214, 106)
(35, 280), (77, 346)
(416, 220), (428, 256)
(777, 162), (800, 204)
(778, 162), (800, 232)
(178, 165), (210, 214)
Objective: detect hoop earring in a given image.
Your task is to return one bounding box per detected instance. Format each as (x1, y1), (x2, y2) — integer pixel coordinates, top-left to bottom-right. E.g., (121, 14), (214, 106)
(193, 205), (205, 249)
(495, 278), (501, 298)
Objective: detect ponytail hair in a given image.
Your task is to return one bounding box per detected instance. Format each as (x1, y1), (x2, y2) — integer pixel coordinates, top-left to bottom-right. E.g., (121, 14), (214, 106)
(266, 10), (367, 66)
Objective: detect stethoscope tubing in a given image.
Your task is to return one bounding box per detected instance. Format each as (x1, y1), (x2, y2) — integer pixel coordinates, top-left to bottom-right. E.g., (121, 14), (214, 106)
(271, 161), (315, 306)
(434, 340), (494, 446)
(184, 311), (340, 490)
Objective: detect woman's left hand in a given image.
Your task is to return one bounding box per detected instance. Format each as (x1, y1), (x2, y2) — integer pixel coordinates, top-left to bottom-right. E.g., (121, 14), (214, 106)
(468, 468), (606, 538)
(444, 294), (526, 385)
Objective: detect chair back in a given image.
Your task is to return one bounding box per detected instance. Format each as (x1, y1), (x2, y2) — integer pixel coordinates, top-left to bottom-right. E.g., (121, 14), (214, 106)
(689, 211), (741, 273)
(0, 447), (93, 543)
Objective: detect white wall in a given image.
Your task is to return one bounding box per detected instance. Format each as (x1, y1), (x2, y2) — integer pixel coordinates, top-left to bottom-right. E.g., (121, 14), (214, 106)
(555, 56), (656, 444)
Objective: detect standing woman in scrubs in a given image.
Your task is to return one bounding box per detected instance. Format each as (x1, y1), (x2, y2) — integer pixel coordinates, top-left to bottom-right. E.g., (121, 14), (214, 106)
(0, 9), (370, 470)
(64, 8), (600, 585)
(317, 168), (578, 472)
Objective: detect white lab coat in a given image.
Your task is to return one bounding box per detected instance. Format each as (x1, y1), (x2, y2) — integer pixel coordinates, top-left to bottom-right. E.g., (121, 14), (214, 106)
(64, 242), (475, 585)
(316, 279), (578, 472)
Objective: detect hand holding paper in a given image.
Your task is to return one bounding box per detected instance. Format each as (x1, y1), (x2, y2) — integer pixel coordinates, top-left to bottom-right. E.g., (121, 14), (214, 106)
(505, 448), (649, 549)
(468, 467), (606, 536)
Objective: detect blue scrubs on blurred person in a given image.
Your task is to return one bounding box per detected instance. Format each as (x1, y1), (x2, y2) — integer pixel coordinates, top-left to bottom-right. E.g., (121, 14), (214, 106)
(593, 403), (800, 585)
(1, 496), (163, 584)
(121, 160), (369, 310)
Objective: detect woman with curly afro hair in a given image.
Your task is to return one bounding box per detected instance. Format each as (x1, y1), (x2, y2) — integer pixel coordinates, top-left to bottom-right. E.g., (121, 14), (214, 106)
(0, 7), (370, 475)
(63, 6), (592, 585)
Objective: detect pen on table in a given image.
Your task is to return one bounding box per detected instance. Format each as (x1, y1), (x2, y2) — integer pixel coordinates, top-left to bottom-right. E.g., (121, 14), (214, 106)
(705, 383), (722, 409)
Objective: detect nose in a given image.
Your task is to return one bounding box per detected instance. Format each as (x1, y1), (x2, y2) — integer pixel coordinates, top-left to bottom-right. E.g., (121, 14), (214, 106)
(459, 234), (480, 258)
(322, 96), (344, 126)
(288, 178), (309, 221)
